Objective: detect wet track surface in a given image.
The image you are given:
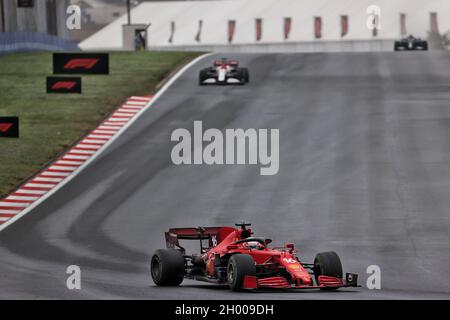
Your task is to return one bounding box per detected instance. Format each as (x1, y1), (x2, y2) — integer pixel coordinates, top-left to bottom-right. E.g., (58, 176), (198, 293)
(1, 52), (450, 299)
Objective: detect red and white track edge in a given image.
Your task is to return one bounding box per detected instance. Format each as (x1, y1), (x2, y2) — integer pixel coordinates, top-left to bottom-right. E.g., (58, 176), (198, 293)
(0, 96), (152, 226)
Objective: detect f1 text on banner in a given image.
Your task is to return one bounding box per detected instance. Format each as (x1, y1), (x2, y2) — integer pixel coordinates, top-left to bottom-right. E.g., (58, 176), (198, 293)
(53, 53), (109, 75)
(47, 77), (82, 94)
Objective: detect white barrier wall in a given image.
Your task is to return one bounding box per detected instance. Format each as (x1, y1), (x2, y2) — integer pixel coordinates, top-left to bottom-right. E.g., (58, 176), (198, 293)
(147, 40), (395, 53)
(80, 0), (450, 50)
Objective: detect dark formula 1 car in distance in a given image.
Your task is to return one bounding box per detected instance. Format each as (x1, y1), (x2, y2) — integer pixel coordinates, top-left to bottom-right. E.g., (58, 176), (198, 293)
(199, 58), (249, 85)
(394, 35), (428, 51)
(150, 223), (359, 291)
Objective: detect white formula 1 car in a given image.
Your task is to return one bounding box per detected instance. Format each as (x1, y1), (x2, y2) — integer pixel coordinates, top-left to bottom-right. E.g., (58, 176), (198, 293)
(199, 58), (249, 85)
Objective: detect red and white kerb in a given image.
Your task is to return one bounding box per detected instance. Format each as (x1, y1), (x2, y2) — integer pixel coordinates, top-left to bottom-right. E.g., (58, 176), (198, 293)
(0, 96), (152, 225)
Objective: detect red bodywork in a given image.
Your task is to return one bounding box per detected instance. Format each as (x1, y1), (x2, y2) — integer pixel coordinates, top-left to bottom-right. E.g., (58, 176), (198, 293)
(213, 59), (239, 67)
(165, 225), (357, 290)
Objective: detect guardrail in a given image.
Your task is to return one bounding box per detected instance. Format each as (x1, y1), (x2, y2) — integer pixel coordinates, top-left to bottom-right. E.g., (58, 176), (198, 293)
(0, 32), (79, 54)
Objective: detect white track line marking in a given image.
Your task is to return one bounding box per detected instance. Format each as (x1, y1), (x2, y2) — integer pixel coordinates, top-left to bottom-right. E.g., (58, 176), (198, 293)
(75, 145), (101, 150)
(0, 202), (30, 208)
(34, 177), (64, 183)
(101, 122), (123, 126)
(114, 113), (136, 117)
(125, 101), (147, 106)
(117, 109), (139, 113)
(0, 53), (211, 231)
(48, 165), (77, 171)
(64, 155), (91, 160)
(98, 126), (120, 131)
(129, 96), (151, 101)
(25, 183), (56, 189)
(13, 193), (42, 197)
(107, 118), (131, 122)
(54, 159), (84, 167)
(92, 130), (116, 135)
(56, 160), (84, 166)
(70, 149), (97, 155)
(39, 171), (72, 176)
(88, 134), (113, 139)
(0, 210), (21, 214)
(121, 105), (144, 110)
(14, 189), (47, 195)
(82, 139), (107, 145)
(103, 122), (127, 126)
(7, 196), (40, 201)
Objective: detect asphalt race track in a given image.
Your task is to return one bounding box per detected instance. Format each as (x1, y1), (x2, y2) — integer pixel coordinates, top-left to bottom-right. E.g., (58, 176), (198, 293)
(1, 52), (450, 299)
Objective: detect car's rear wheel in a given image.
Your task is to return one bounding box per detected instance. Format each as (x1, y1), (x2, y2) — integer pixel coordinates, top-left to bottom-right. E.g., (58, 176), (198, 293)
(313, 251), (343, 291)
(151, 249), (185, 286)
(227, 254), (256, 291)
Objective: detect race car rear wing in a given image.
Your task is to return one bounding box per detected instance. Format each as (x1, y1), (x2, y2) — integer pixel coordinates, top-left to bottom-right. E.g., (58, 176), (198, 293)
(165, 226), (235, 252)
(213, 60), (239, 67)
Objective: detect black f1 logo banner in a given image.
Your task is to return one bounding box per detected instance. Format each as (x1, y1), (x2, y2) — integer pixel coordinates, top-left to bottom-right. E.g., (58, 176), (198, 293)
(17, 0), (34, 8)
(0, 117), (19, 138)
(47, 77), (82, 94)
(53, 53), (109, 75)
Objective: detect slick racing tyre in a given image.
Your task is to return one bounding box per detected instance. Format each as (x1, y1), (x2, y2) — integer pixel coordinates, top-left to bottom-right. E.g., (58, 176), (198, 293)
(199, 69), (209, 85)
(227, 254), (256, 291)
(313, 251), (343, 290)
(236, 68), (249, 84)
(151, 249), (185, 286)
(394, 42), (403, 51)
(242, 68), (250, 83)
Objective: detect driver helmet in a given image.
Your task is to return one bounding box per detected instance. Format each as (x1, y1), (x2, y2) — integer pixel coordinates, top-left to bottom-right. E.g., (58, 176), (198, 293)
(246, 241), (263, 250)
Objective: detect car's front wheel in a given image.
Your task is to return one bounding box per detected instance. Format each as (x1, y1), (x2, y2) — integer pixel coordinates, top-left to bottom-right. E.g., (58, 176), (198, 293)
(313, 251), (343, 290)
(199, 69), (209, 85)
(227, 254), (256, 291)
(151, 249), (185, 286)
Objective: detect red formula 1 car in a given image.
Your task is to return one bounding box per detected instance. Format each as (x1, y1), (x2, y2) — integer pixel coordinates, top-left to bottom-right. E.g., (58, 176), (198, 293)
(150, 223), (359, 291)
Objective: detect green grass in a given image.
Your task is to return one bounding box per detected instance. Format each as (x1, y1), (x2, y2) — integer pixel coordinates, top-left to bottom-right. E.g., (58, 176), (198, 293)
(0, 51), (202, 197)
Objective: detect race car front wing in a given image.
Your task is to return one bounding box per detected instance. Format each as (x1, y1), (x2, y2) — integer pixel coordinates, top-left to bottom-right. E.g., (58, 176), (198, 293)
(242, 273), (359, 290)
